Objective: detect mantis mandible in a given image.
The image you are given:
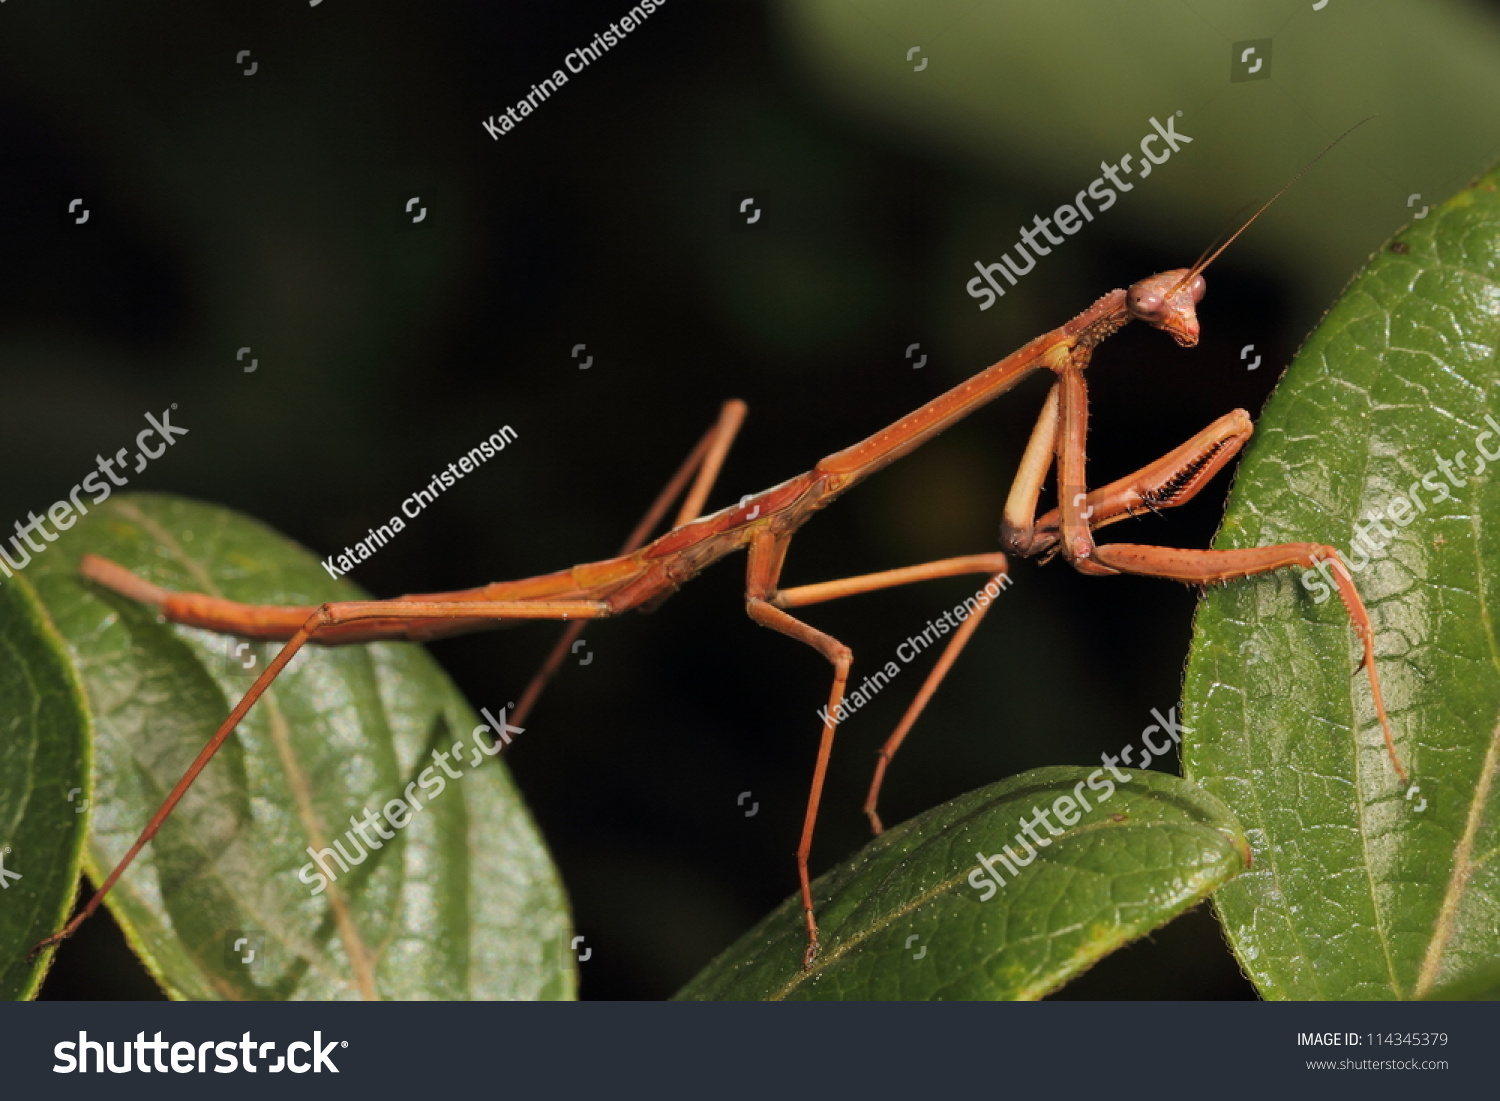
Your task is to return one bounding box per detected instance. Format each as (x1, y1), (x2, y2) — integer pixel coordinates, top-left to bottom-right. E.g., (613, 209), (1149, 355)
(33, 137), (1406, 973)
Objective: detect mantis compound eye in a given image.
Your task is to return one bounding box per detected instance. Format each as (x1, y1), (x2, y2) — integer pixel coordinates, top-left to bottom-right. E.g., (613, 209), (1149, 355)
(1127, 288), (1165, 321)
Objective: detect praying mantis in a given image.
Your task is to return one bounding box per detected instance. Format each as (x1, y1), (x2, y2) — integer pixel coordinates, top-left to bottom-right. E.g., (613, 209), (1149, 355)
(31, 139), (1408, 977)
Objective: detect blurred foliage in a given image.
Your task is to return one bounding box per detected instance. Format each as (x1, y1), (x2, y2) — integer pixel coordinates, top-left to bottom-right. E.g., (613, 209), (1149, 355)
(775, 0), (1500, 310)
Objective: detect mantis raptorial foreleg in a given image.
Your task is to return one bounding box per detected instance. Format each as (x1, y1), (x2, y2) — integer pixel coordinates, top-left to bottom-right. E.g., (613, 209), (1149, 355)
(861, 402), (1255, 835)
(1048, 357), (1405, 784)
(1006, 410), (1254, 556)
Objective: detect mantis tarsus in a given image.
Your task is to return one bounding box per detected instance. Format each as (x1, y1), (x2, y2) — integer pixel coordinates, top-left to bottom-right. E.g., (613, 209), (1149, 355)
(33, 144), (1408, 975)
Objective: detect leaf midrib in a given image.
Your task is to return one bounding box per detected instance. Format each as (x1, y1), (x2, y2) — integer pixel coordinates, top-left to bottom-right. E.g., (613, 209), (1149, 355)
(1414, 493), (1500, 995)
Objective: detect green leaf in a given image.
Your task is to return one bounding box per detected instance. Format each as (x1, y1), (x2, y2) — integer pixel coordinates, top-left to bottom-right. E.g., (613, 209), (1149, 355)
(1420, 958), (1500, 1001)
(0, 576), (90, 1001)
(674, 766), (1248, 1000)
(1183, 165), (1500, 999)
(24, 493), (573, 1000)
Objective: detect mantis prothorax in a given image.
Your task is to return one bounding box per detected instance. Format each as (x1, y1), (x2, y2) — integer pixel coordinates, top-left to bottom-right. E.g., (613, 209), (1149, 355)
(33, 133), (1405, 974)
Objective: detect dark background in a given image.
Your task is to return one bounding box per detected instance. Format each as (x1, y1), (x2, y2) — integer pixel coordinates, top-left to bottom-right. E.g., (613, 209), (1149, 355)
(5, 0), (1500, 999)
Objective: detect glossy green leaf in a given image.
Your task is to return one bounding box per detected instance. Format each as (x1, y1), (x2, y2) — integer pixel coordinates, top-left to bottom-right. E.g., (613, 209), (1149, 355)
(675, 766), (1248, 1000)
(1420, 958), (1500, 1001)
(1183, 166), (1500, 999)
(0, 576), (90, 1000)
(24, 493), (572, 1000)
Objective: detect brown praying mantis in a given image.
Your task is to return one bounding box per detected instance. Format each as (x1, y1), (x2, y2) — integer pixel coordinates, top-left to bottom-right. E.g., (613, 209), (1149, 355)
(32, 140), (1408, 974)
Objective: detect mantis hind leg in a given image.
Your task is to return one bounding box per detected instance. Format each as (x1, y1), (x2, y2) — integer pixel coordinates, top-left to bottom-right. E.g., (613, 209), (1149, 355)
(30, 596), (612, 972)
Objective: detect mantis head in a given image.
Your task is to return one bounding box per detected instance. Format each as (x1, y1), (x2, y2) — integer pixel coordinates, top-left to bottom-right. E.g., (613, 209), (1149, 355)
(1126, 269), (1205, 347)
(1121, 117), (1372, 352)
(1121, 117), (1372, 353)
